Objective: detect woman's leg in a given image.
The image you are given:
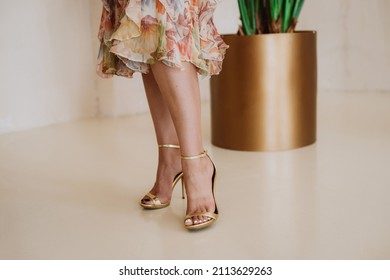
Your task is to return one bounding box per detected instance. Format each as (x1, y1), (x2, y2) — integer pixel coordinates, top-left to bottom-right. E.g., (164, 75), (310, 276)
(140, 71), (181, 205)
(150, 62), (215, 226)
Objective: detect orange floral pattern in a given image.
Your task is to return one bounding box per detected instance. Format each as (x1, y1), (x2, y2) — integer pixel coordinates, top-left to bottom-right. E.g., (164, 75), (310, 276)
(97, 0), (228, 78)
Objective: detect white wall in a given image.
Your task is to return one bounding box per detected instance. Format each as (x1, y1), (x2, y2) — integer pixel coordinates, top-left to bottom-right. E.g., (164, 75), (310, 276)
(0, 0), (389, 134)
(298, 0), (390, 92)
(0, 0), (98, 134)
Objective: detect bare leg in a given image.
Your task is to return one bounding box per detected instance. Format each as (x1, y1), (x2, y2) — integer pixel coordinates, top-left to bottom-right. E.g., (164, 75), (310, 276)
(151, 62), (215, 226)
(140, 71), (181, 205)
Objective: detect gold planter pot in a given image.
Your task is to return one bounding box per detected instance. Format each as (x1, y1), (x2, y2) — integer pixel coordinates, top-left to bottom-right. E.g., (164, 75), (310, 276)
(210, 31), (317, 151)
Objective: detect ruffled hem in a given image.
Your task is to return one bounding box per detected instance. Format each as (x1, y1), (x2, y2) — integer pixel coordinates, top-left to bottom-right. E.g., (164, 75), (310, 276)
(97, 0), (228, 79)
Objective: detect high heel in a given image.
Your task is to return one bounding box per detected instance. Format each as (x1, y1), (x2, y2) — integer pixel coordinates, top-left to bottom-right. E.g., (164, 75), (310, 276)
(181, 150), (218, 230)
(139, 144), (184, 209)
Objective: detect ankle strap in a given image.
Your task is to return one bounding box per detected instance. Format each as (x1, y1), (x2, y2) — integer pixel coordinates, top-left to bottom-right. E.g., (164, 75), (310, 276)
(181, 150), (207, 160)
(158, 144), (180, 149)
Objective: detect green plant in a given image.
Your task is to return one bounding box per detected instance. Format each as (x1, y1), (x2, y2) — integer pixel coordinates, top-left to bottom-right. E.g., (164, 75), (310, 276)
(238, 0), (305, 35)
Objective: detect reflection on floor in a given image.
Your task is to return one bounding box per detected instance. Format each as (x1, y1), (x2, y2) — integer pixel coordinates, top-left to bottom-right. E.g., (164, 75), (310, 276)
(1, 91), (390, 260)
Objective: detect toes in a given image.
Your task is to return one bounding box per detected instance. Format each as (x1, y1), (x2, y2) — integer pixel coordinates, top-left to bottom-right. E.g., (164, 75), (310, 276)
(184, 218), (193, 226)
(199, 216), (206, 224)
(188, 215), (211, 225)
(141, 198), (151, 205)
(194, 216), (201, 225)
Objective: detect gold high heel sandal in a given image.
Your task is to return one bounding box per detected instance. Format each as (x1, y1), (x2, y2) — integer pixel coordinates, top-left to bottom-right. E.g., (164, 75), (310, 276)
(182, 151), (218, 230)
(139, 144), (184, 209)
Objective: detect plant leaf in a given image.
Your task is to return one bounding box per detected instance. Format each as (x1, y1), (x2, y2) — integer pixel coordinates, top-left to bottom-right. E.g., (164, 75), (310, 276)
(282, 0), (294, 32)
(292, 0), (305, 19)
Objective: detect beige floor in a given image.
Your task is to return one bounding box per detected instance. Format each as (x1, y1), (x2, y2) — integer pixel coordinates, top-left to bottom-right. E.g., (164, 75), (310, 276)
(0, 91), (390, 260)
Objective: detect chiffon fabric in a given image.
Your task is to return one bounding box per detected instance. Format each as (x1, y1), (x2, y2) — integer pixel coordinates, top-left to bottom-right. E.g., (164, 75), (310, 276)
(97, 0), (228, 78)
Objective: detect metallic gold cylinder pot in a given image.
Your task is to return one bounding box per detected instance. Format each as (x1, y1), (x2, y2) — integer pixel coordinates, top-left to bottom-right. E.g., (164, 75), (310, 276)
(210, 31), (317, 151)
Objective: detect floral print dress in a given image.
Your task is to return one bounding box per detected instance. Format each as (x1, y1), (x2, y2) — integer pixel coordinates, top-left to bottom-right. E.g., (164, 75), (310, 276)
(97, 0), (228, 79)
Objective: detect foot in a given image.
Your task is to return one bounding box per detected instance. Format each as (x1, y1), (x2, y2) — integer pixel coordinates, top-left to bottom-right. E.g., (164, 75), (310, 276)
(182, 154), (216, 227)
(141, 147), (182, 206)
